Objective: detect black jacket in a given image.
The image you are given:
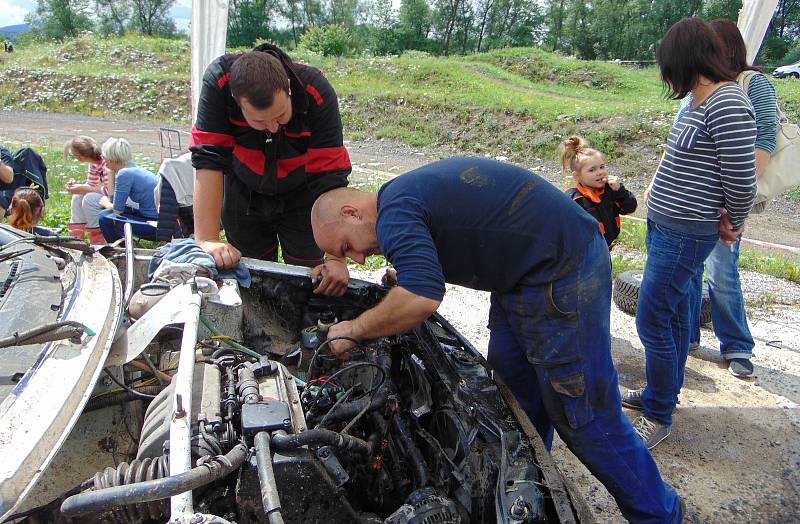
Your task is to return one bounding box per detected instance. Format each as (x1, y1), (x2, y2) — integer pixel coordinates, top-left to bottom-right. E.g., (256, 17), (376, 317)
(190, 44), (350, 202)
(565, 183), (637, 248)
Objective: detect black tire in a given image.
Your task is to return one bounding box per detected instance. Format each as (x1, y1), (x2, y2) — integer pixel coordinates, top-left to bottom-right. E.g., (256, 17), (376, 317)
(792, 72), (800, 79)
(612, 270), (711, 326)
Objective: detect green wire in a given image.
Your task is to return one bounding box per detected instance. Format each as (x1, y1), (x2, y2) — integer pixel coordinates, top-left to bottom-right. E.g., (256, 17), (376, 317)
(199, 315), (262, 359)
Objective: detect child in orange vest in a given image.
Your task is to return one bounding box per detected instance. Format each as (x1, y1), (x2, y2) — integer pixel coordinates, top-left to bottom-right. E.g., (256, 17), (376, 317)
(560, 136), (637, 249)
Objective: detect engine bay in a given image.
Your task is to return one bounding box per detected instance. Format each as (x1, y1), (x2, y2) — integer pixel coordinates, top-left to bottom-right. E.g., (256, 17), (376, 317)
(11, 252), (572, 524)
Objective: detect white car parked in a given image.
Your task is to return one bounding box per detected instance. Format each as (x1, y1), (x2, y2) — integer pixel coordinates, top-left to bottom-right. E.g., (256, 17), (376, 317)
(773, 61), (800, 79)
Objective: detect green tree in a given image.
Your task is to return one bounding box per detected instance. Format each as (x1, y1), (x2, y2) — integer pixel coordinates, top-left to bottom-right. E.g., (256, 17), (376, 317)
(129, 0), (176, 36)
(228, 0), (281, 47)
(26, 0), (93, 39)
(398, 0), (431, 50)
(95, 0), (131, 35)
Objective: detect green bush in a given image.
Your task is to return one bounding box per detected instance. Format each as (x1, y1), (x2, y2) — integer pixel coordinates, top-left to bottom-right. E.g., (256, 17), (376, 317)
(778, 42), (800, 67)
(299, 25), (350, 57)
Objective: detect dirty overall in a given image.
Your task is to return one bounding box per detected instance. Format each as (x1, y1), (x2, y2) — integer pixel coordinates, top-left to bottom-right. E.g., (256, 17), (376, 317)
(487, 232), (683, 523)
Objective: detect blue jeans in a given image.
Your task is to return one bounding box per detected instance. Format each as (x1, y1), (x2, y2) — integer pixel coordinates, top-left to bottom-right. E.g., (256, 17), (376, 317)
(488, 233), (682, 523)
(98, 208), (158, 242)
(637, 220), (718, 426)
(690, 239), (754, 360)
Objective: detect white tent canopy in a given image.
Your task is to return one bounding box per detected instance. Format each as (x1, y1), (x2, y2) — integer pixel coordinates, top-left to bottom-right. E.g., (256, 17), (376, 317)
(190, 0), (230, 122)
(738, 0), (780, 64)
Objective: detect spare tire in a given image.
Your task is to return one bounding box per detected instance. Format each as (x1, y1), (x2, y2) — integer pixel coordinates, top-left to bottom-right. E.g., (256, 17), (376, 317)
(612, 270), (711, 326)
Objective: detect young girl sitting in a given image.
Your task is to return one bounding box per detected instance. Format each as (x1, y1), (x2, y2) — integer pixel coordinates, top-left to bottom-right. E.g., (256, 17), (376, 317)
(7, 187), (54, 236)
(560, 135), (637, 249)
(64, 136), (109, 245)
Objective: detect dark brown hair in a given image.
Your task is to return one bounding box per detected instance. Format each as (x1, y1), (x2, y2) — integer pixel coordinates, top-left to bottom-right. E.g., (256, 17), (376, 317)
(656, 17), (737, 100)
(229, 52), (290, 109)
(8, 188), (44, 232)
(710, 18), (761, 74)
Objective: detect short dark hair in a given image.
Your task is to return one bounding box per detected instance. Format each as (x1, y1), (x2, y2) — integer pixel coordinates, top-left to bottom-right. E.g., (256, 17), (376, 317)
(229, 51), (290, 109)
(710, 18), (761, 75)
(656, 17), (736, 100)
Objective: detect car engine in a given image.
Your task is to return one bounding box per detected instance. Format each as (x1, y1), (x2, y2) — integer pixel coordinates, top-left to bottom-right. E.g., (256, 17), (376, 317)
(15, 261), (566, 524)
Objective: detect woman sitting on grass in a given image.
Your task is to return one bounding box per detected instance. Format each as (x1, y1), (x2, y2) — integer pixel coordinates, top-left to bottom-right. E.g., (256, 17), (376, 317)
(64, 136), (110, 245)
(96, 137), (158, 244)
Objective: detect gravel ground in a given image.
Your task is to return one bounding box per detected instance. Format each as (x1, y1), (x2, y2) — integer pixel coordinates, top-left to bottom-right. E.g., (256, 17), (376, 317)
(351, 266), (800, 524)
(4, 110), (799, 522)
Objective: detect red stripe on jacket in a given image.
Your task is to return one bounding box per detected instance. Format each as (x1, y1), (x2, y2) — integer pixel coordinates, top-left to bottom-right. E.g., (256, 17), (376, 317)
(305, 84), (323, 106)
(190, 127), (236, 148)
(285, 130), (311, 138)
(233, 145), (265, 175)
(229, 117), (250, 127)
(306, 146), (351, 173)
(277, 154), (308, 179)
(217, 73), (230, 89)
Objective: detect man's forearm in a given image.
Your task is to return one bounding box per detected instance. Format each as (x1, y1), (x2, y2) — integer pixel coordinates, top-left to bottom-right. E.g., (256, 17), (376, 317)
(0, 163), (12, 184)
(350, 286), (441, 341)
(194, 168), (225, 242)
(755, 148), (770, 179)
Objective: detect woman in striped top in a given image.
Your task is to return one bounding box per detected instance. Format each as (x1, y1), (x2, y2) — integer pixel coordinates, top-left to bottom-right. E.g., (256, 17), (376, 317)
(64, 136), (110, 245)
(622, 18), (757, 450)
(686, 19), (777, 379)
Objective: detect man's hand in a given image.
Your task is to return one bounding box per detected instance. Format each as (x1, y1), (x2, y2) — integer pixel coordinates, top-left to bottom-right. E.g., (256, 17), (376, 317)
(0, 162), (12, 184)
(718, 209), (742, 244)
(311, 259), (349, 296)
(199, 240), (242, 269)
(326, 320), (359, 359)
(98, 196), (113, 210)
(381, 267), (397, 287)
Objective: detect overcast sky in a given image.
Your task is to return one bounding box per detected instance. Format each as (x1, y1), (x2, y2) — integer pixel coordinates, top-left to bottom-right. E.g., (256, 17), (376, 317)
(1, 0), (193, 32)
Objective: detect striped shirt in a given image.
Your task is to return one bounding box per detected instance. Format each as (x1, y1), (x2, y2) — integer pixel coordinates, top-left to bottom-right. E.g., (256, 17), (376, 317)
(650, 83), (756, 233)
(86, 158), (109, 195)
(677, 72), (777, 153)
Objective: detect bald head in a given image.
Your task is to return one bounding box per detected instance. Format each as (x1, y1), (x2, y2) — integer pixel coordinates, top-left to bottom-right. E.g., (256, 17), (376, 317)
(311, 187), (380, 264)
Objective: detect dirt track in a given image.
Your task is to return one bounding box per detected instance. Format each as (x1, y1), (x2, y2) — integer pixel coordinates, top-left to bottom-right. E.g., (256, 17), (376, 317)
(3, 109), (800, 252)
(3, 110), (800, 523)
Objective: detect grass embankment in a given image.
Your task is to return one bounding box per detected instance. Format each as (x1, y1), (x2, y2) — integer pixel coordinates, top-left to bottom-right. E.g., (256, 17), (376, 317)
(0, 35), (680, 164)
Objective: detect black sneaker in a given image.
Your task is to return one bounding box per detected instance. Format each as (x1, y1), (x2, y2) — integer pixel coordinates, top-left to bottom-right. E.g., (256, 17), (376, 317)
(622, 388), (644, 410)
(728, 358), (754, 378)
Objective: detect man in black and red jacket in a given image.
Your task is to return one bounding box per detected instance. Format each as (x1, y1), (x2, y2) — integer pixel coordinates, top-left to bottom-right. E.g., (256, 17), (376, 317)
(190, 44), (351, 295)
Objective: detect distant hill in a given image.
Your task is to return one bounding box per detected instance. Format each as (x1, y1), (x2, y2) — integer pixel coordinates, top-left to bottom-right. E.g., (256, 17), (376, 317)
(0, 24), (30, 39)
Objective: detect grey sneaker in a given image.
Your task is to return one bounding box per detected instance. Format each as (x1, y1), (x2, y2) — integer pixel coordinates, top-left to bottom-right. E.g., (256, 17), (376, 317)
(689, 341), (700, 352)
(632, 416), (671, 449)
(622, 388), (644, 410)
(728, 358), (754, 378)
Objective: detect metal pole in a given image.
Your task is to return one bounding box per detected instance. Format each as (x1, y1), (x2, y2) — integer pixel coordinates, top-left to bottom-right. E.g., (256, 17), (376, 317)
(169, 283), (203, 520)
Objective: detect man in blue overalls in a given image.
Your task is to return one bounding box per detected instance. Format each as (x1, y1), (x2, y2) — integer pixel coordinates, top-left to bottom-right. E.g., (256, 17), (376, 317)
(311, 157), (684, 523)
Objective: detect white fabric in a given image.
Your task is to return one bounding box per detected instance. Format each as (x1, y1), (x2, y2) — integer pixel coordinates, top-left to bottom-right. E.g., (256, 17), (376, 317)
(191, 0), (230, 122)
(155, 152), (195, 207)
(738, 0), (779, 64)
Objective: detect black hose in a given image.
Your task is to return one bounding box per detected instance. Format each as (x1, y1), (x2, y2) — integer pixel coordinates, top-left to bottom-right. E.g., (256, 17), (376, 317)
(103, 369), (156, 400)
(271, 429), (371, 456)
(254, 431), (285, 524)
(392, 416), (429, 490)
(60, 443), (248, 518)
(0, 320), (89, 348)
(306, 348), (392, 426)
(84, 386), (166, 412)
